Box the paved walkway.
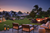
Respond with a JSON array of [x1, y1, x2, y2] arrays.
[[0, 28, 39, 33], [0, 25, 50, 33], [0, 26, 39, 33]]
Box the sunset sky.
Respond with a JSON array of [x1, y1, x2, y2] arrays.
[[0, 0, 50, 12]]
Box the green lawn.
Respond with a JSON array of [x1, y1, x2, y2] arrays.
[[0, 18, 42, 31]]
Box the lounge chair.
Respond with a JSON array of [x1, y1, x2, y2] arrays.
[[12, 23, 22, 33], [22, 24, 34, 33]]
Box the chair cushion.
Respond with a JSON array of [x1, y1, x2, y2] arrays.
[[41, 24, 48, 27], [45, 22, 49, 26], [22, 27, 34, 32], [13, 26, 22, 29], [40, 25, 48, 29], [13, 26, 18, 29], [30, 27, 34, 31]]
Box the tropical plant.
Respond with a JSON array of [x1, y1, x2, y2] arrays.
[[29, 10, 36, 18], [34, 5, 39, 10]]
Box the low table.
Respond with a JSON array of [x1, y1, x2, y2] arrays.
[[39, 27, 46, 33], [45, 29, 50, 33]]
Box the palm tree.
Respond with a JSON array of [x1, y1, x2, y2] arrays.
[[47, 7, 50, 16], [38, 7, 42, 12], [34, 5, 39, 11]]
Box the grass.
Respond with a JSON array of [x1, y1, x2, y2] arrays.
[[0, 18, 42, 31]]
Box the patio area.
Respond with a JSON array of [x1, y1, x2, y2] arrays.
[[0, 25, 50, 33], [0, 26, 39, 33], [0, 18, 50, 33]]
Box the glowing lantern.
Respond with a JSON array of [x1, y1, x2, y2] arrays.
[[0, 18, 2, 23], [7, 25, 9, 31], [4, 24, 6, 31], [4, 27, 6, 31]]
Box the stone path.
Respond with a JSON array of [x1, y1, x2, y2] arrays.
[[0, 28, 38, 33]]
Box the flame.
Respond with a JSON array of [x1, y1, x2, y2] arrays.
[[37, 20, 40, 22]]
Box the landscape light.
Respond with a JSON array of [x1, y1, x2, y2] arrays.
[[0, 18, 2, 23], [4, 24, 6, 31], [7, 25, 9, 31]]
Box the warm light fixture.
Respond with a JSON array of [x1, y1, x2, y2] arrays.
[[4, 24, 6, 31], [0, 18, 2, 23], [4, 27, 6, 31], [7, 25, 9, 31]]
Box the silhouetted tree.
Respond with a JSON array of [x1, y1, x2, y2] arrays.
[[37, 7, 42, 15], [48, 7, 50, 10], [39, 11, 49, 17], [3, 11, 5, 14], [34, 5, 39, 10], [34, 5, 39, 13], [11, 11, 14, 14], [47, 7, 50, 16], [5, 12, 10, 19], [30, 10, 36, 18], [27, 12, 29, 14], [18, 11, 22, 14], [13, 12, 16, 16], [38, 7, 42, 11]]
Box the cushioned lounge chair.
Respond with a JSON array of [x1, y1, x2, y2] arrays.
[[22, 24, 34, 33], [12, 23, 22, 33]]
